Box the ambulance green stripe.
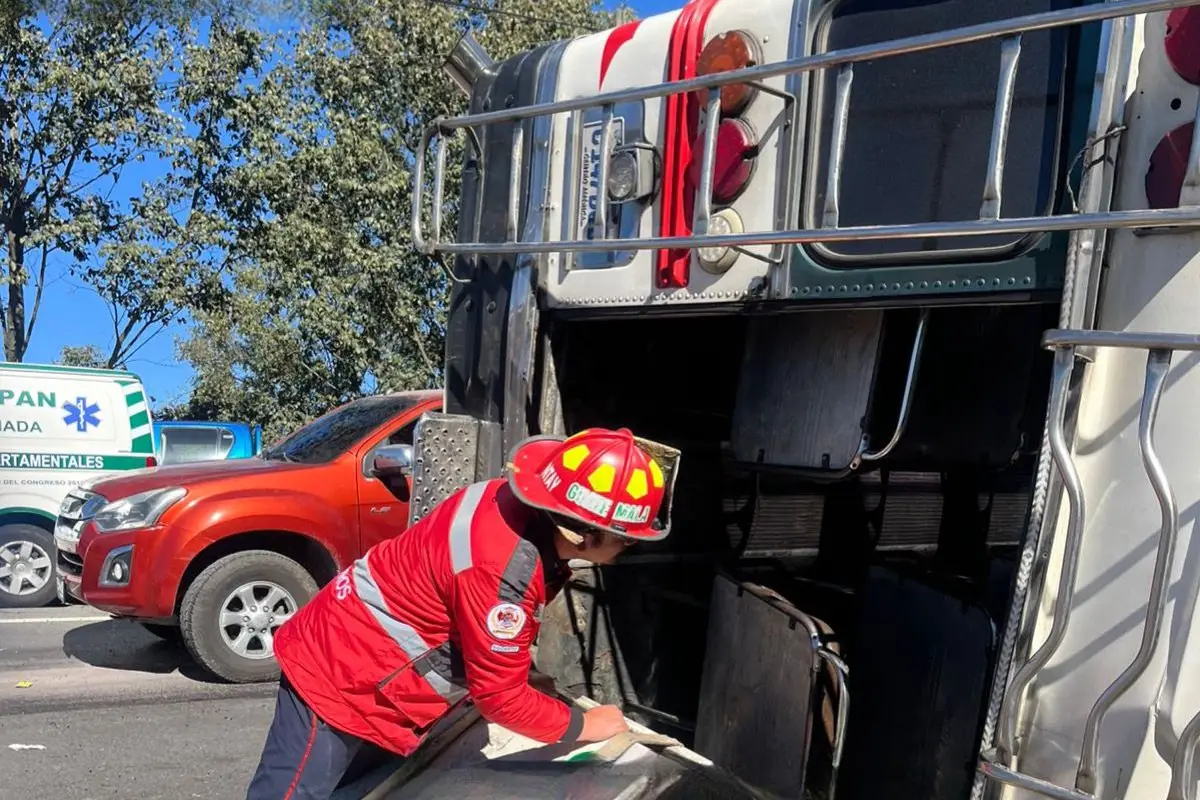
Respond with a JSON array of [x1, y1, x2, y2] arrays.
[[0, 452, 150, 471], [0, 362, 140, 380], [0, 507, 56, 523]]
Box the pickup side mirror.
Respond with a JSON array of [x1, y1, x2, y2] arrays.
[[372, 444, 414, 478]]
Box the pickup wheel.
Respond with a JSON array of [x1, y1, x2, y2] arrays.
[[179, 550, 318, 683], [0, 524, 57, 609]]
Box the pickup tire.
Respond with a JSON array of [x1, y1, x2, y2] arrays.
[[0, 524, 57, 609], [179, 550, 318, 684]]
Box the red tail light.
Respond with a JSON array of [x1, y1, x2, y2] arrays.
[[657, 18, 758, 290], [145, 456, 158, 468], [1166, 8, 1200, 86], [693, 30, 760, 117], [689, 118, 757, 204], [1145, 121, 1194, 209]]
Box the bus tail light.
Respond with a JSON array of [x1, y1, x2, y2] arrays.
[[689, 118, 758, 205], [687, 30, 761, 277], [1166, 8, 1200, 86], [693, 30, 761, 117], [1146, 121, 1195, 209], [697, 208, 745, 274]]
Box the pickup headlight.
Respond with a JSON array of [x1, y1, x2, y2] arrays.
[[93, 487, 187, 533]]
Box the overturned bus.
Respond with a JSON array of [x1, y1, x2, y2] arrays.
[[380, 1, 1200, 798]]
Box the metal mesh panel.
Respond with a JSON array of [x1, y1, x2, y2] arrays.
[[408, 412, 484, 526]]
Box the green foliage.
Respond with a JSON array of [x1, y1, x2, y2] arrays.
[[11, 0, 624, 439], [56, 343, 107, 367], [179, 0, 621, 440], [0, 2, 256, 367]]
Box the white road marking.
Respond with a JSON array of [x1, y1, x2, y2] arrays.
[[0, 615, 111, 625]]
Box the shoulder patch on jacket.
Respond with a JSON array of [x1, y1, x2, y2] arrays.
[[486, 602, 527, 640]]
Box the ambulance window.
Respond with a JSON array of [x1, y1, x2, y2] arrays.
[[804, 0, 1076, 263], [160, 427, 236, 465]]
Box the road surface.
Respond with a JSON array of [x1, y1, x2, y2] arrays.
[[0, 605, 278, 799]]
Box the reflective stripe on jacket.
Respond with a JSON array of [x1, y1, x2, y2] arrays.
[[273, 478, 583, 755]]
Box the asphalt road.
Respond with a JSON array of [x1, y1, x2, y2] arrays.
[[0, 605, 278, 800]]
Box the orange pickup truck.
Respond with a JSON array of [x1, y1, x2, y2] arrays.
[[54, 390, 440, 682]]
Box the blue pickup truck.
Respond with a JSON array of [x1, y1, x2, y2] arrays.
[[152, 420, 262, 465]]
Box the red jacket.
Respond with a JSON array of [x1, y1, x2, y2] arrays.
[[274, 479, 583, 755]]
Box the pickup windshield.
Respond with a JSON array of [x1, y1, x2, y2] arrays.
[[261, 394, 423, 465]]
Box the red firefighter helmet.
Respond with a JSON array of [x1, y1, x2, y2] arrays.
[[507, 428, 670, 541]]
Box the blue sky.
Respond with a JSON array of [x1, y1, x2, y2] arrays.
[[22, 0, 675, 410]]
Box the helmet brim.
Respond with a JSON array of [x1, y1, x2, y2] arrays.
[[507, 437, 566, 513]]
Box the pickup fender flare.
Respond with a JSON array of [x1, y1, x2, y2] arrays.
[[151, 489, 357, 611]]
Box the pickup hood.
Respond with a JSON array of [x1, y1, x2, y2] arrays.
[[81, 457, 316, 500]]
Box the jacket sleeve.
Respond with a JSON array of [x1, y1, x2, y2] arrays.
[[452, 561, 585, 744]]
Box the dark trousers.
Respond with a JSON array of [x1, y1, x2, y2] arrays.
[[246, 676, 401, 800]]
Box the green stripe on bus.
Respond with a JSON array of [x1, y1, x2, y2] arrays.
[[129, 410, 150, 429], [0, 452, 150, 471], [131, 434, 154, 454], [125, 390, 145, 406]]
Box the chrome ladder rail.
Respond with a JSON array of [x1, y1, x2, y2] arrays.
[[410, 0, 1200, 264], [978, 330, 1200, 800]]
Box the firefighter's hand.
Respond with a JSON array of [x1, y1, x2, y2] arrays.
[[529, 670, 557, 697], [578, 705, 630, 743]]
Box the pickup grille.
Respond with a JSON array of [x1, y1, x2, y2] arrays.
[[57, 549, 83, 578], [54, 488, 105, 578]]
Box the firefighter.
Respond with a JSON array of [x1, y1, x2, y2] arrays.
[[246, 427, 675, 799]]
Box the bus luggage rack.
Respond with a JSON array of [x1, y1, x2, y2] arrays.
[[977, 329, 1200, 800], [411, 0, 1200, 263]]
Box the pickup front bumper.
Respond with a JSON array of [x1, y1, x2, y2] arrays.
[[54, 520, 171, 618]]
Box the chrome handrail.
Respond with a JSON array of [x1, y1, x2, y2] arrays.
[[414, 208, 1200, 258], [410, 0, 1200, 260], [425, 0, 1193, 132], [980, 328, 1200, 800]]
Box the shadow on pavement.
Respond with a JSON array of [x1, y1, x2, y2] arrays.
[[61, 619, 225, 683]]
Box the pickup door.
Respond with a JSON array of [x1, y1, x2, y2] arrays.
[[356, 413, 422, 552]]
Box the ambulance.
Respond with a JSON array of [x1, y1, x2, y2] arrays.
[[0, 363, 156, 608]]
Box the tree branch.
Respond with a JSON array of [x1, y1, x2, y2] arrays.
[[412, 325, 436, 375], [113, 314, 172, 367], [22, 236, 49, 344], [68, 151, 147, 196]]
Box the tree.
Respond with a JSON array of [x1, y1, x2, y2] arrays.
[[56, 343, 106, 367], [179, 0, 621, 439], [0, 2, 257, 366]]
